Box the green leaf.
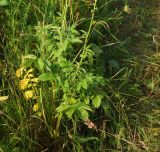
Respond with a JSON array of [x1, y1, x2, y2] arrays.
[[56, 102, 92, 120], [66, 109, 75, 119], [79, 109, 89, 120], [101, 102, 110, 113], [81, 80, 87, 89], [77, 103, 92, 120], [38, 58, 45, 71], [22, 59, 35, 67], [92, 95, 102, 108], [84, 97, 90, 105], [108, 59, 119, 70], [91, 44, 102, 56], [56, 103, 69, 114], [73, 135, 99, 143], [71, 37, 83, 44], [70, 98, 77, 104], [77, 82, 82, 91], [147, 81, 155, 90], [0, 0, 9, 6], [38, 73, 55, 81], [23, 54, 37, 60], [80, 103, 92, 112]]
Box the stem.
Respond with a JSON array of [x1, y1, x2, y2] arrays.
[[72, 0, 97, 65], [52, 81, 56, 112], [80, 0, 97, 65], [39, 88, 53, 137]]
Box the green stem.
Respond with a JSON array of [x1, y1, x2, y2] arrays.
[[79, 0, 97, 65], [39, 88, 54, 137]]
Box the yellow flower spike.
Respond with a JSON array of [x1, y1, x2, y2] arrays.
[[24, 68, 34, 79], [32, 83, 37, 87], [27, 74, 34, 78], [27, 68, 34, 73], [31, 78, 39, 83], [33, 103, 39, 112], [33, 96, 39, 100], [124, 5, 132, 14], [27, 84, 33, 88], [16, 68, 23, 77], [19, 79, 30, 90], [0, 96, 8, 101], [24, 90, 34, 100]]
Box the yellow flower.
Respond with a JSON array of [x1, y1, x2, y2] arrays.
[[27, 68, 34, 73], [27, 84, 33, 88], [24, 68, 34, 79], [16, 68, 23, 77], [0, 96, 8, 101], [24, 90, 34, 100], [19, 79, 30, 90], [33, 103, 39, 112], [124, 5, 132, 14], [31, 78, 39, 83], [32, 83, 37, 87], [32, 96, 39, 100], [27, 74, 34, 78]]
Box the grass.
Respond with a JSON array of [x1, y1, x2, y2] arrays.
[[0, 0, 160, 151]]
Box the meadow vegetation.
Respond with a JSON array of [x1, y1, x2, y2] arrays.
[[0, 0, 160, 151]]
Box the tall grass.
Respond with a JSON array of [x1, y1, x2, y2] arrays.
[[0, 0, 160, 151]]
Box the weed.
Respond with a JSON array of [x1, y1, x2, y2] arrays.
[[0, 0, 160, 151]]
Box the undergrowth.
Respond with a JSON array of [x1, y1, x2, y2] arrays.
[[0, 0, 160, 152]]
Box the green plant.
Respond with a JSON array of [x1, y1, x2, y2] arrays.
[[1, 0, 160, 151], [16, 16, 106, 133], [1, 0, 109, 151], [0, 0, 8, 6]]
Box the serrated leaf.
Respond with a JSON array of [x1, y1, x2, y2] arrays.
[[38, 73, 55, 81], [81, 103, 92, 112], [70, 98, 77, 104], [56, 103, 69, 114], [79, 109, 89, 120], [92, 95, 102, 108], [66, 109, 74, 119], [56, 102, 92, 120], [84, 97, 90, 105]]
